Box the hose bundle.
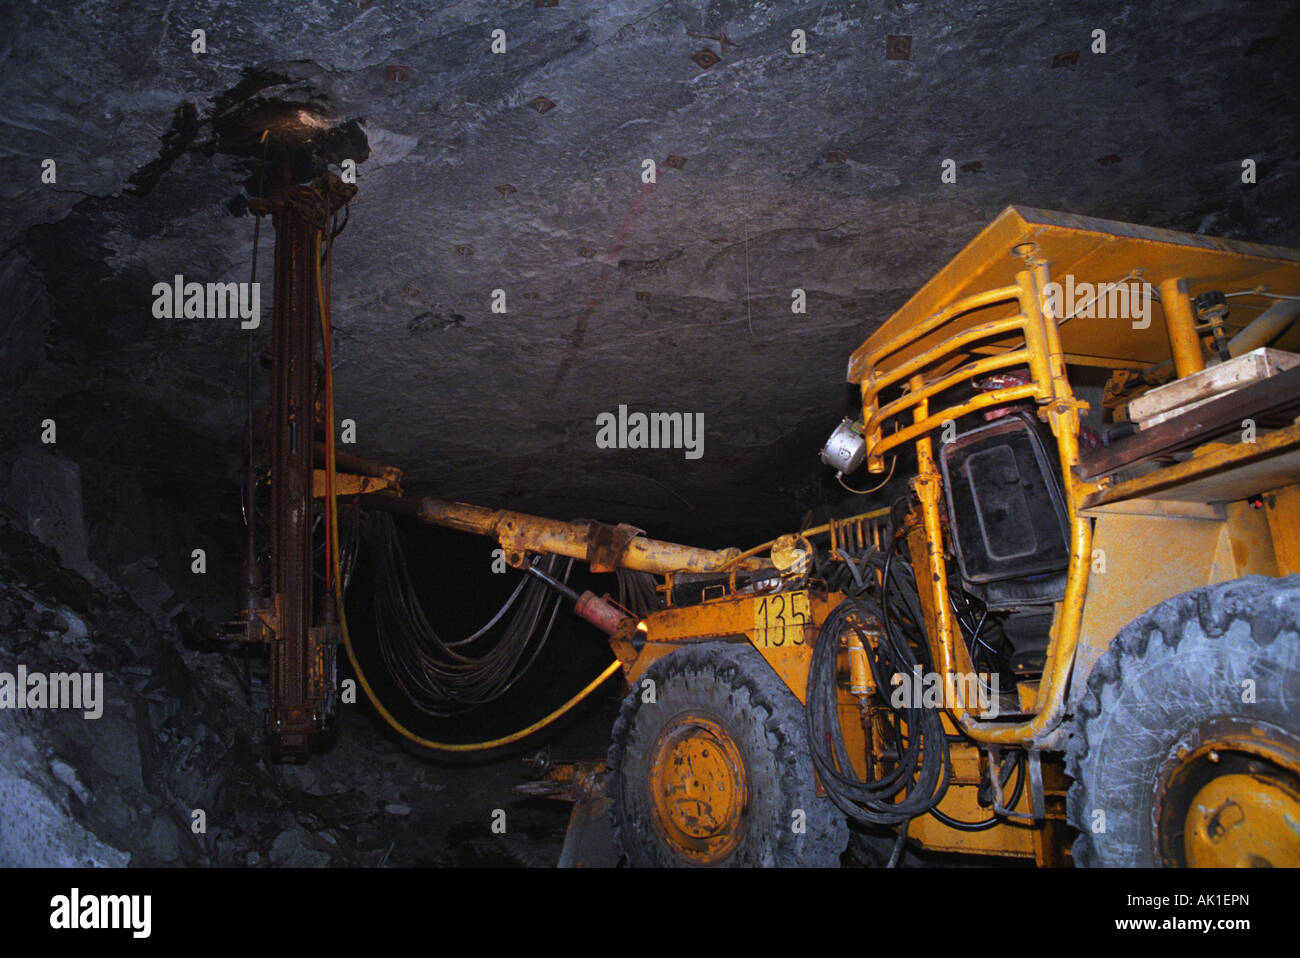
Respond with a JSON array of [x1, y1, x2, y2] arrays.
[[807, 594, 952, 827], [363, 510, 574, 717], [808, 531, 1027, 836], [615, 567, 659, 617]]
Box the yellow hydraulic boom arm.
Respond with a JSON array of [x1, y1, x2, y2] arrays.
[[360, 493, 765, 576]]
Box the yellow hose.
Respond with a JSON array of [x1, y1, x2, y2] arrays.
[[313, 231, 620, 752]]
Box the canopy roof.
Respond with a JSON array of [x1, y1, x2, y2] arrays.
[[848, 206, 1300, 382]]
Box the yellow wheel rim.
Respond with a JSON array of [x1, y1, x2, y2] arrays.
[[649, 713, 748, 865], [1157, 718, 1300, 868], [1183, 771, 1300, 868]]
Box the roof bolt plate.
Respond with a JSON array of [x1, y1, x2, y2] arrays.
[[886, 35, 911, 60], [692, 48, 721, 69]]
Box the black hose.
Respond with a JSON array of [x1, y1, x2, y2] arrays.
[[927, 751, 1026, 831], [810, 529, 1025, 839], [615, 567, 659, 616], [887, 819, 909, 868], [362, 510, 576, 717], [806, 597, 951, 827]]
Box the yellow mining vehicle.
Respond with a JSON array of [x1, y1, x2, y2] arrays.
[[243, 187, 1300, 867], [801, 205, 1300, 868], [396, 208, 1300, 867]]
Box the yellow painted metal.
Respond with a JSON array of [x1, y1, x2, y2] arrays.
[[1072, 501, 1280, 705], [1079, 498, 1224, 520], [826, 510, 891, 559], [849, 207, 1300, 750], [752, 591, 812, 649], [769, 535, 813, 575], [630, 590, 845, 703], [1158, 720, 1300, 867], [848, 206, 1300, 381], [1080, 423, 1300, 509], [858, 283, 1024, 383], [896, 734, 1071, 861], [892, 271, 1095, 744], [1264, 484, 1300, 575], [844, 629, 872, 696], [412, 496, 754, 575], [908, 392, 977, 685], [1158, 277, 1207, 379], [1182, 772, 1300, 868], [866, 380, 1040, 467], [649, 713, 748, 865], [867, 308, 1027, 395], [311, 469, 395, 498], [721, 507, 890, 571], [907, 783, 1038, 858]]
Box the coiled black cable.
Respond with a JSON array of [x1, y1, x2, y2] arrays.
[[808, 529, 1025, 837], [807, 597, 951, 827]]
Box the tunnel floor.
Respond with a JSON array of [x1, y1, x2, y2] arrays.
[[283, 692, 618, 869]]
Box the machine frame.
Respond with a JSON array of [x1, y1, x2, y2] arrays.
[[240, 194, 1300, 866]]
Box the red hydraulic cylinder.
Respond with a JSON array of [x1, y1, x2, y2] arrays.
[[573, 591, 628, 636]]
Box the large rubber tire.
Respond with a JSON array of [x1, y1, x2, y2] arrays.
[[1066, 575, 1300, 867], [608, 642, 848, 867]]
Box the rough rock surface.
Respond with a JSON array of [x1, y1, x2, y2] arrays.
[[0, 0, 1297, 870], [2, 0, 1297, 546], [0, 498, 583, 867]]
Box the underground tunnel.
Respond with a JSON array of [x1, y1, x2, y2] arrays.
[[1, 0, 1299, 890]]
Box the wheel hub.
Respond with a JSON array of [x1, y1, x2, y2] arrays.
[[1182, 772, 1300, 867], [649, 713, 748, 865], [1157, 717, 1300, 868]]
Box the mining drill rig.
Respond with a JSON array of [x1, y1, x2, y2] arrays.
[[234, 179, 1300, 867]]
